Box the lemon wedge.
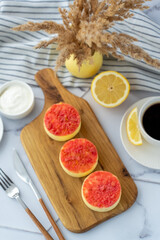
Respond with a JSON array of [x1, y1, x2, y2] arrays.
[[127, 107, 142, 145], [91, 71, 130, 108]]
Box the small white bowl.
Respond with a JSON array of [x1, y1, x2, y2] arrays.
[[138, 96, 160, 146], [0, 80, 35, 120]]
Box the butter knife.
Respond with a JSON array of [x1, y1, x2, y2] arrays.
[[13, 149, 65, 240]]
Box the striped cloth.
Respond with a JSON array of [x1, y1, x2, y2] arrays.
[[0, 0, 160, 92]]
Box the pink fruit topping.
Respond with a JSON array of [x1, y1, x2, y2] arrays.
[[82, 171, 121, 208], [44, 103, 80, 136], [60, 138, 98, 173]]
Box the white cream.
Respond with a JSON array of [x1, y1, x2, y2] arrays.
[[0, 84, 32, 115]]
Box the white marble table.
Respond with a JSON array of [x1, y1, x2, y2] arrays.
[[0, 1, 160, 239]]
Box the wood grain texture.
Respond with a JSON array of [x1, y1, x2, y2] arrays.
[[21, 68, 138, 233]]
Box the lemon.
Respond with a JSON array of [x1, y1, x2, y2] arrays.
[[65, 52, 103, 78], [91, 71, 130, 108], [127, 107, 142, 145]]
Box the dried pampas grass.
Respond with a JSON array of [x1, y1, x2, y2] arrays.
[[13, 0, 160, 71]]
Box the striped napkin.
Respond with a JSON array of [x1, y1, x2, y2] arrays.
[[0, 0, 160, 92]]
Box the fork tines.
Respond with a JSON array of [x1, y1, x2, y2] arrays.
[[0, 168, 13, 190]]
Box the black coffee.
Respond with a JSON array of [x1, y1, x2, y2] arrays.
[[143, 103, 160, 140]]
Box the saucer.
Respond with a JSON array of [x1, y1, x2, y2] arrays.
[[120, 97, 160, 169], [0, 117, 4, 142]]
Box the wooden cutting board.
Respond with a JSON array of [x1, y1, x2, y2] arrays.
[[21, 68, 137, 233]]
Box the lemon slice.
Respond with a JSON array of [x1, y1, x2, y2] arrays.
[[91, 71, 130, 108], [127, 107, 142, 145]]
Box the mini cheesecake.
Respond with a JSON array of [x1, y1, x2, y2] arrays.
[[59, 138, 98, 177], [82, 171, 121, 212], [44, 102, 81, 141]]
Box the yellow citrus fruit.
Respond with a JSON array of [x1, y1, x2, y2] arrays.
[[65, 52, 103, 78], [91, 71, 130, 108], [127, 107, 142, 145]]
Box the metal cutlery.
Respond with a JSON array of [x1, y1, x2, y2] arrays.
[[13, 149, 65, 240], [0, 168, 53, 240]]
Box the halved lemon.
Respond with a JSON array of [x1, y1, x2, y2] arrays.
[[127, 107, 142, 145], [91, 71, 130, 108]]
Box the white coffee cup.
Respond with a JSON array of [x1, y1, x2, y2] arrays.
[[138, 96, 160, 146]]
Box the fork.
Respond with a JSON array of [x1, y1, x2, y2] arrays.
[[0, 168, 53, 240]]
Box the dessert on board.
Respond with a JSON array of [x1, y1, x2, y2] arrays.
[[59, 138, 98, 177], [82, 171, 121, 212], [44, 102, 81, 141]]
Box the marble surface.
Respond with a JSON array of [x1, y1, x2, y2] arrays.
[[0, 1, 160, 240]]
